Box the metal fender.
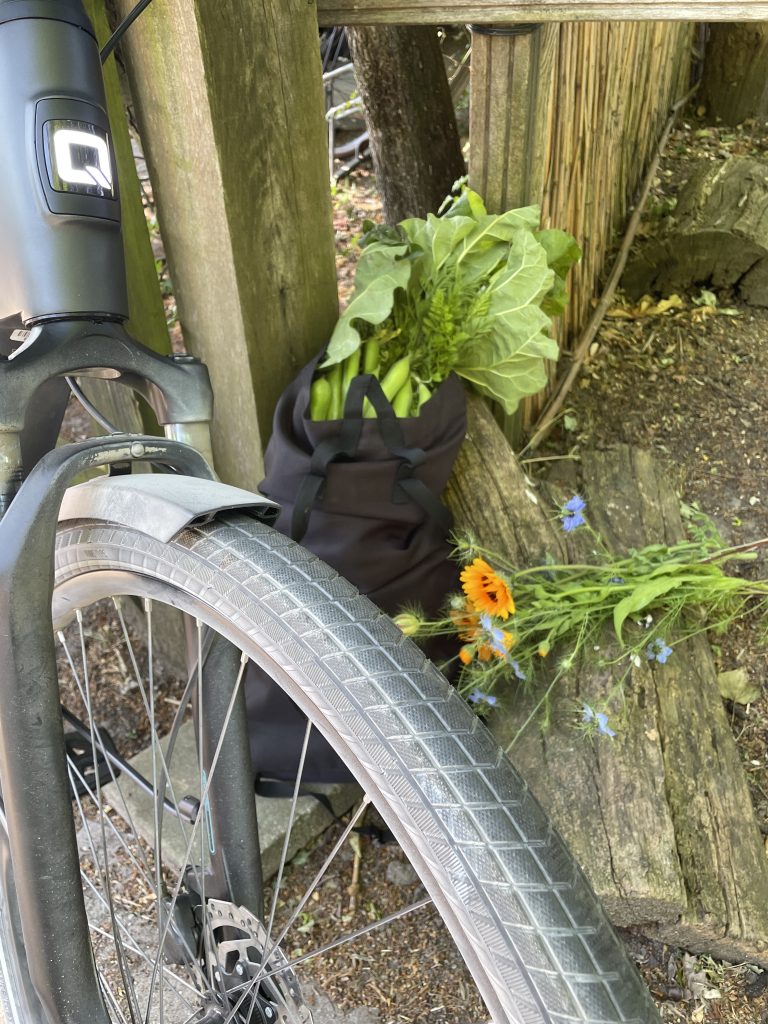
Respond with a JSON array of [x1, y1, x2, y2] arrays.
[[58, 473, 279, 543]]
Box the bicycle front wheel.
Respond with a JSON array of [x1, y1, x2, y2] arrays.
[[44, 512, 659, 1024]]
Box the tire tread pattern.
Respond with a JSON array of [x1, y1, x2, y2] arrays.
[[55, 514, 660, 1024]]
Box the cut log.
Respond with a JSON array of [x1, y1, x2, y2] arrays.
[[444, 392, 566, 565], [445, 415, 768, 964], [622, 156, 768, 305]]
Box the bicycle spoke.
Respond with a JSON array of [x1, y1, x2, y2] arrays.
[[246, 896, 433, 985], [264, 718, 312, 950], [76, 609, 141, 1024]]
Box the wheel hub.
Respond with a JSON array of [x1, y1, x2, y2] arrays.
[[204, 899, 312, 1024]]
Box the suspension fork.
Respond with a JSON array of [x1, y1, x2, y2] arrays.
[[0, 437, 263, 1024], [0, 319, 218, 515]]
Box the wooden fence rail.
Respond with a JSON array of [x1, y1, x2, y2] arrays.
[[317, 1, 768, 24]]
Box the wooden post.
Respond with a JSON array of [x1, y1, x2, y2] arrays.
[[468, 23, 557, 213], [83, 0, 172, 434], [113, 0, 338, 487], [468, 24, 557, 443]]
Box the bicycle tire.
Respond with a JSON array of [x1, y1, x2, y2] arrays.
[[0, 512, 660, 1023]]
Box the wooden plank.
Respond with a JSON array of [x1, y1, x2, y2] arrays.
[[469, 25, 557, 211], [115, 0, 338, 488], [317, 2, 768, 24], [468, 24, 557, 443]]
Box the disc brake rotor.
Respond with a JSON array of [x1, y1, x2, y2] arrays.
[[205, 899, 312, 1024]]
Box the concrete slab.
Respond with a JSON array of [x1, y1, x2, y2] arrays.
[[103, 721, 361, 880]]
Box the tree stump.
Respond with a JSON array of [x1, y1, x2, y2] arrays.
[[446, 408, 768, 965], [622, 156, 768, 306]]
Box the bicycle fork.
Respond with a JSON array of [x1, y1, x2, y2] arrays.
[[0, 436, 268, 1024]]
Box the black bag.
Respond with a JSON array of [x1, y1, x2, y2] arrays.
[[245, 359, 466, 784]]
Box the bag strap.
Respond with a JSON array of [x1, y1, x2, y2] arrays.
[[290, 372, 452, 541]]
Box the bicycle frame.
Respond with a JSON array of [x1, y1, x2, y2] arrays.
[[0, 3, 271, 1020]]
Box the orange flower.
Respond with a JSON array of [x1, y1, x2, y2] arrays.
[[459, 559, 515, 620], [459, 645, 474, 665], [477, 645, 493, 662], [450, 601, 480, 641], [493, 631, 516, 657]]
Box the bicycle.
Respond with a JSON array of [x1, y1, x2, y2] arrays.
[[0, 2, 661, 1022]]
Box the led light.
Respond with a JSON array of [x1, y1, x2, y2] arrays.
[[51, 128, 113, 193]]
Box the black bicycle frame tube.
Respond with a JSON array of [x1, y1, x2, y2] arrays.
[[0, 0, 127, 325]]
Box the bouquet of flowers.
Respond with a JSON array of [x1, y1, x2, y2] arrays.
[[397, 495, 768, 737]]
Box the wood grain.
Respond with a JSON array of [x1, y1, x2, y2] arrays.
[[115, 0, 339, 488], [317, 2, 768, 24], [447, 424, 768, 962]]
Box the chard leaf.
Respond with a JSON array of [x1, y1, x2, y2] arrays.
[[541, 275, 569, 318], [454, 307, 557, 414], [535, 229, 581, 316], [486, 231, 555, 317], [320, 247, 412, 367], [452, 231, 558, 412], [451, 207, 543, 284], [399, 217, 433, 253], [428, 214, 481, 270], [442, 187, 487, 220], [535, 229, 582, 279]]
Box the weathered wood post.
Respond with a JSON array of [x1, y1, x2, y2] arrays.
[[113, 0, 338, 487], [468, 23, 558, 212]]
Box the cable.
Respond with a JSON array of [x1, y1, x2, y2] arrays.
[[100, 0, 156, 65], [65, 377, 121, 434]]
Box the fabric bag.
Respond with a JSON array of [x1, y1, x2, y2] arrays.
[[245, 357, 466, 784]]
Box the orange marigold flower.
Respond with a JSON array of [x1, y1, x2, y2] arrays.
[[459, 645, 474, 666], [477, 645, 493, 662], [493, 631, 516, 658], [459, 559, 515, 620], [450, 602, 480, 641]]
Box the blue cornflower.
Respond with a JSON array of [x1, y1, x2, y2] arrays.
[[646, 638, 673, 664], [564, 495, 586, 514], [468, 689, 498, 706], [608, 576, 625, 585], [561, 495, 587, 533], [480, 613, 509, 657], [510, 660, 527, 681], [581, 703, 616, 739]]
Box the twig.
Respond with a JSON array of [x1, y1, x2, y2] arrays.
[[523, 85, 699, 454]]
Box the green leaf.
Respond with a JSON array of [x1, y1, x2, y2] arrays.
[[428, 214, 479, 270], [455, 309, 558, 413], [399, 217, 433, 253], [442, 186, 487, 220], [534, 229, 582, 279], [452, 232, 558, 412], [321, 247, 412, 367], [487, 231, 556, 315], [612, 578, 686, 642], [452, 208, 544, 285], [535, 229, 581, 317]]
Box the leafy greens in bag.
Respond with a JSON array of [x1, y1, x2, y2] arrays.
[[314, 187, 580, 418]]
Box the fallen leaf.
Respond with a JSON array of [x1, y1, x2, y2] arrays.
[[718, 668, 760, 705]]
